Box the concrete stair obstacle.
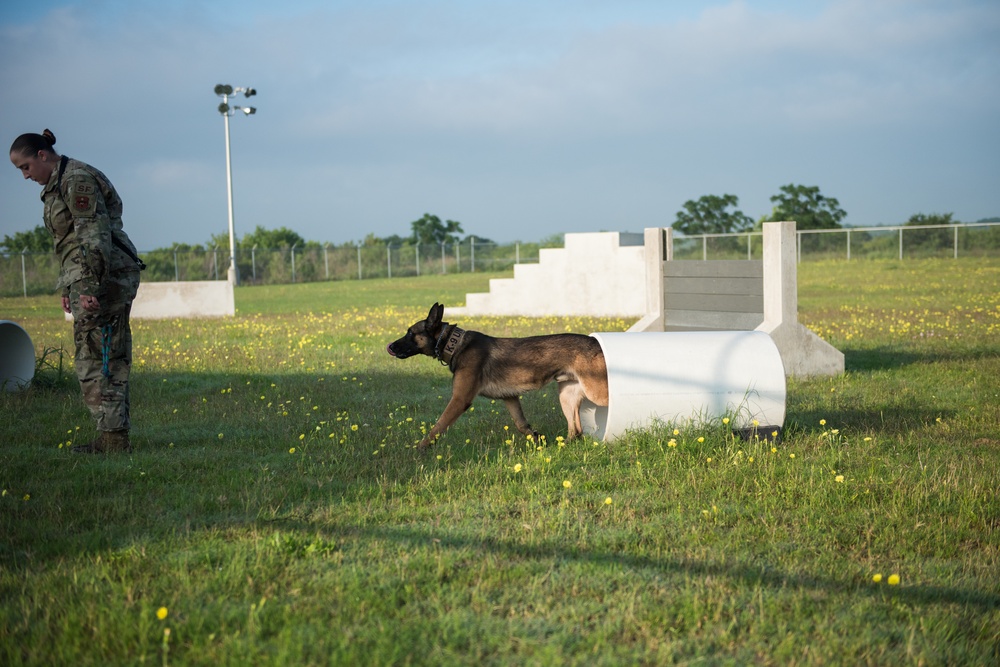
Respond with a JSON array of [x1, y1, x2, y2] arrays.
[[447, 232, 647, 318]]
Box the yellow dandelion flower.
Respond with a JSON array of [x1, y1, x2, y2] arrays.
[[888, 574, 900, 586], [604, 497, 612, 505], [667, 439, 677, 447], [697, 437, 704, 443], [819, 419, 827, 426], [563, 480, 572, 489], [872, 573, 882, 583], [789, 453, 795, 459], [156, 607, 168, 620], [289, 447, 296, 454], [835, 475, 845, 483], [722, 417, 730, 425], [513, 463, 522, 473]]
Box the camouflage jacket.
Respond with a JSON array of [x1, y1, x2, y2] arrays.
[[41, 156, 142, 297]]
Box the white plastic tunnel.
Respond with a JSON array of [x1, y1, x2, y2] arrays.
[[1, 320, 35, 392], [579, 331, 786, 441]]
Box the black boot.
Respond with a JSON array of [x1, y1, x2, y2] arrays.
[[72, 430, 132, 454]]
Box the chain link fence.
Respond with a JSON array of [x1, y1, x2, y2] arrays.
[[0, 239, 546, 297], [674, 222, 1000, 261], [2, 224, 998, 297]]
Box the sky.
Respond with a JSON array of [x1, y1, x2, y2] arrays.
[[2, 0, 998, 251]]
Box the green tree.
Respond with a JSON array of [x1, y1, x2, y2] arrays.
[[764, 184, 846, 230], [240, 226, 309, 249], [672, 194, 753, 235], [410, 214, 463, 245], [905, 213, 955, 227], [903, 212, 957, 252], [1, 225, 52, 253]]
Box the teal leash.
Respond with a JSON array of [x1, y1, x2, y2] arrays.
[[101, 323, 113, 378]]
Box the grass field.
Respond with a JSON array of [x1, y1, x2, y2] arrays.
[[1, 259, 999, 666]]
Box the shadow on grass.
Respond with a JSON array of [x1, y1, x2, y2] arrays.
[[301, 521, 1000, 612], [785, 407, 959, 437], [843, 344, 1000, 373]]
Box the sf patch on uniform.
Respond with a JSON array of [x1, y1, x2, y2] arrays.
[[72, 182, 97, 215]]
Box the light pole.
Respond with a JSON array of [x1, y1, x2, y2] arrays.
[[214, 83, 257, 285]]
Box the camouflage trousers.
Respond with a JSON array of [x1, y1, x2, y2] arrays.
[[68, 270, 140, 432]]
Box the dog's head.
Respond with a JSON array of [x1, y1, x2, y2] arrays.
[[387, 302, 446, 359]]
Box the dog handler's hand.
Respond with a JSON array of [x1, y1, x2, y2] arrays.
[[79, 295, 100, 312], [61, 296, 71, 314]]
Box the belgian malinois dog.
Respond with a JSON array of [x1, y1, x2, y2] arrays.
[[387, 303, 609, 449]]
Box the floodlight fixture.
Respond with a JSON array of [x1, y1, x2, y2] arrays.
[[213, 83, 258, 285]]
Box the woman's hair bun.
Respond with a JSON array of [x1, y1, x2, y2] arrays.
[[41, 129, 56, 146]]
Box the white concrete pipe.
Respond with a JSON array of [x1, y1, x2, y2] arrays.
[[0, 320, 36, 392], [580, 331, 786, 441]]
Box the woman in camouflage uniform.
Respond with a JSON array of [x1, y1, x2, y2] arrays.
[[10, 129, 143, 454]]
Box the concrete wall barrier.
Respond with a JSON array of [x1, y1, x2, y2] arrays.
[[64, 280, 235, 321], [631, 222, 844, 377]]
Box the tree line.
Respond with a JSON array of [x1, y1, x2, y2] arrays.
[[3, 184, 995, 254]]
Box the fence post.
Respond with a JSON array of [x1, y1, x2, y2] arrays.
[[416, 244, 420, 277], [324, 244, 329, 279], [387, 245, 392, 279], [954, 226, 959, 259], [899, 228, 903, 260], [291, 242, 298, 282], [746, 233, 751, 260], [213, 247, 219, 280], [456, 242, 461, 272], [516, 242, 520, 264], [847, 229, 851, 261], [702, 236, 707, 261], [441, 243, 446, 274], [357, 244, 362, 280], [470, 236, 476, 272], [252, 245, 257, 283], [21, 248, 28, 298]]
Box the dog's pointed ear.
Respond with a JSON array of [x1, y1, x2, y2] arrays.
[[427, 303, 445, 327]]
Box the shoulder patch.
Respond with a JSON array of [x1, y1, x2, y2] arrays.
[[68, 181, 98, 216]]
